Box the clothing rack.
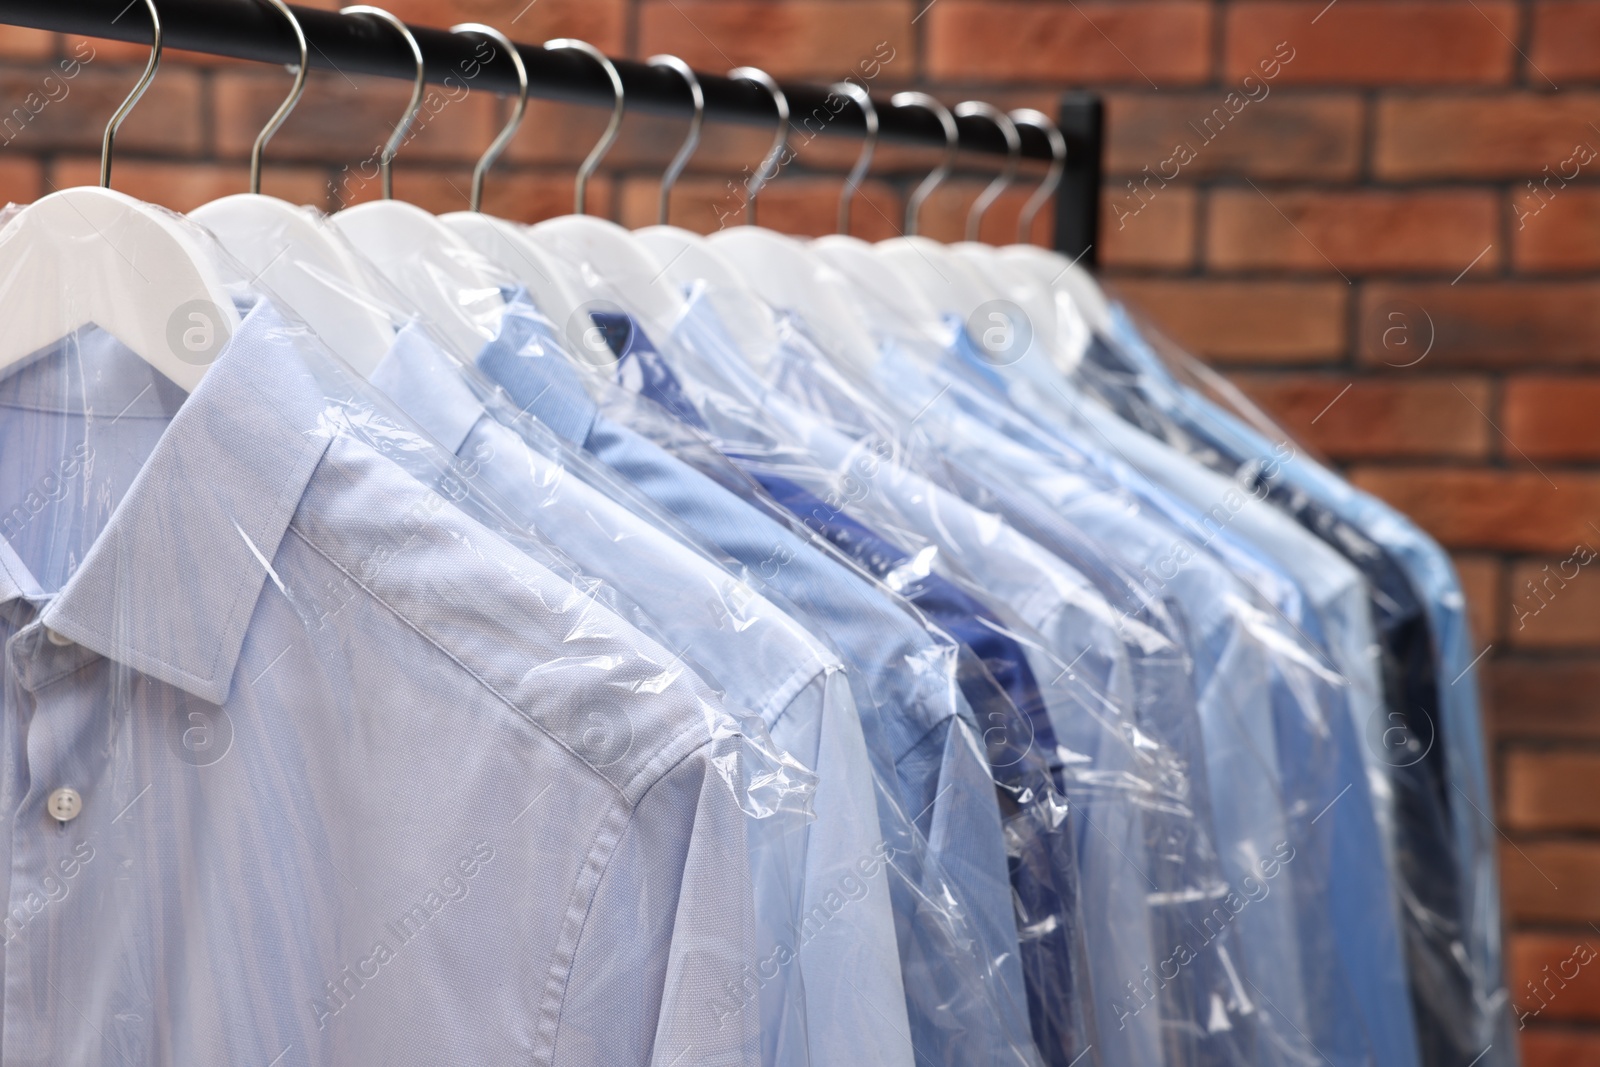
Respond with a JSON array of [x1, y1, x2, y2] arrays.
[[0, 0, 1103, 264]]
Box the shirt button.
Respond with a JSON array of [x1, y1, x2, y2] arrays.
[[47, 788, 82, 822], [44, 627, 73, 647]]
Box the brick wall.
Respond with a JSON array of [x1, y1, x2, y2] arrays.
[[0, 1, 1595, 1061]]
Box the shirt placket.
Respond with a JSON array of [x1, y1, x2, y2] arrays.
[[2, 613, 108, 1065]]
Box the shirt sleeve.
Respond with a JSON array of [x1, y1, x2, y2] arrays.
[[553, 735, 761, 1067]]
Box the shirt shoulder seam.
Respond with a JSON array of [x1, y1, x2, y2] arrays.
[[286, 522, 636, 802]]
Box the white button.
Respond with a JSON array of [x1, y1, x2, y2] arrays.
[[44, 627, 72, 647], [47, 788, 82, 822]]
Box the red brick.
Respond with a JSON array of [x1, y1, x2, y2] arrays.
[[0, 156, 41, 206], [501, 98, 808, 176], [1454, 553, 1502, 645], [0, 64, 203, 156], [0, 25, 53, 59], [1511, 932, 1600, 1023], [1507, 751, 1600, 829], [1226, 1, 1517, 87], [1101, 185, 1197, 271], [59, 38, 156, 67], [213, 69, 498, 165], [1106, 92, 1363, 182], [1376, 92, 1600, 181], [618, 173, 903, 240], [1358, 283, 1600, 369], [1508, 553, 1600, 649], [1514, 189, 1600, 275], [1502, 842, 1600, 924], [475, 171, 593, 226], [1349, 469, 1600, 553], [1109, 279, 1347, 365], [1504, 378, 1600, 461], [927, 1, 1212, 86], [1530, 1, 1600, 82], [1489, 658, 1600, 742], [1207, 188, 1500, 275], [1522, 1031, 1600, 1067], [50, 158, 329, 214], [1229, 375, 1493, 460], [640, 1, 912, 82]]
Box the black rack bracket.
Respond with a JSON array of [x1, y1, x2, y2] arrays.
[[1054, 92, 1103, 267]]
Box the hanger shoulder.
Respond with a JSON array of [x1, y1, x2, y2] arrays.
[[0, 187, 240, 393], [193, 194, 395, 375], [526, 216, 687, 338], [636, 225, 782, 360], [331, 200, 506, 358], [710, 227, 883, 371], [440, 212, 584, 327]]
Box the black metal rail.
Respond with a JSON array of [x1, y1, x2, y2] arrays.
[[0, 0, 1102, 261]]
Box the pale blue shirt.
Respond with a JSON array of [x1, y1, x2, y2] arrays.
[[367, 323, 911, 1067], [0, 301, 795, 1067]]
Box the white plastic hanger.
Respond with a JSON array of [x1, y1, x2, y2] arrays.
[[524, 39, 687, 341], [191, 0, 394, 375], [324, 6, 507, 357], [0, 0, 240, 393], [704, 68, 883, 372], [435, 25, 585, 326]]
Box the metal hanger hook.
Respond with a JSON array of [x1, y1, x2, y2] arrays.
[[452, 24, 527, 213], [830, 81, 877, 236], [727, 67, 788, 228], [954, 101, 1019, 243], [890, 92, 957, 237], [544, 39, 624, 217], [339, 6, 423, 200], [1009, 109, 1066, 246], [250, 0, 308, 195], [101, 0, 162, 189], [646, 55, 703, 226]]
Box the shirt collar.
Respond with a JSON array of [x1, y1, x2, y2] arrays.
[[371, 322, 485, 456], [36, 299, 337, 705], [473, 295, 599, 447]]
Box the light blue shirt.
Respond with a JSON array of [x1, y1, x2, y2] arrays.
[[367, 322, 911, 1067], [0, 301, 802, 1067]]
